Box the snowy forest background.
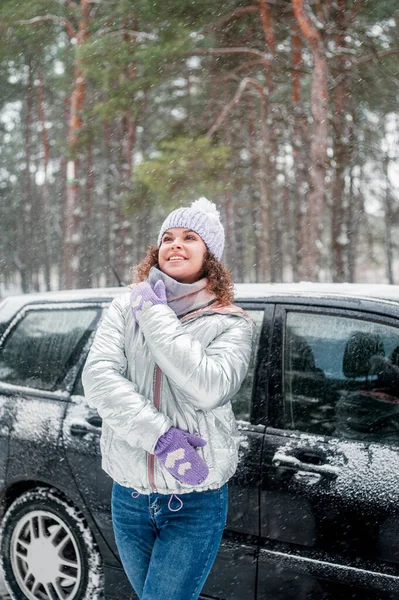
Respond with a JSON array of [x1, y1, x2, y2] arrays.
[[0, 0, 398, 293]]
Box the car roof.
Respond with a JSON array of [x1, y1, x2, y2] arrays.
[[1, 283, 399, 324], [235, 283, 399, 302]]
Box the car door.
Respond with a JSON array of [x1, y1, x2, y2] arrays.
[[62, 357, 120, 563], [0, 303, 102, 490], [257, 301, 399, 600], [60, 304, 122, 560], [203, 305, 268, 600], [0, 319, 11, 491], [0, 373, 10, 494]]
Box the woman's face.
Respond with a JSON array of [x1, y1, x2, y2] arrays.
[[158, 227, 207, 284]]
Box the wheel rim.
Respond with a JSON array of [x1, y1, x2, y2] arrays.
[[10, 509, 82, 600]]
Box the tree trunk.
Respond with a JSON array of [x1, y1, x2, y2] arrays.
[[234, 208, 246, 282], [347, 163, 361, 283], [258, 0, 275, 92], [383, 153, 394, 284], [60, 96, 69, 290], [62, 0, 92, 289], [222, 89, 237, 276], [291, 24, 306, 281], [357, 166, 375, 281], [79, 136, 94, 288], [21, 61, 34, 293], [31, 182, 41, 292], [331, 108, 347, 282], [258, 97, 272, 281], [331, 0, 350, 283], [293, 0, 328, 281], [281, 147, 291, 282], [248, 95, 261, 281], [270, 131, 282, 283], [224, 192, 235, 274], [102, 121, 113, 286], [116, 19, 138, 279], [115, 116, 133, 280], [37, 68, 52, 291], [305, 49, 328, 281], [347, 170, 355, 283], [258, 0, 275, 53]]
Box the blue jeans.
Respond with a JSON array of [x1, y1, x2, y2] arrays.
[[111, 482, 228, 600]]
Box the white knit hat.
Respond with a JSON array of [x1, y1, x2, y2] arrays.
[[157, 197, 225, 259]]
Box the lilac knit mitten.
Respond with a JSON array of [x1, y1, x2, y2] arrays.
[[155, 427, 209, 486], [130, 280, 167, 323]]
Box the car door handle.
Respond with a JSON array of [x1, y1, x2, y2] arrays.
[[272, 452, 340, 477], [69, 415, 102, 436], [87, 414, 102, 427]]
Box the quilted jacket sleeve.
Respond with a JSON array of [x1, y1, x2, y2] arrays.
[[139, 304, 254, 411], [82, 295, 172, 453]]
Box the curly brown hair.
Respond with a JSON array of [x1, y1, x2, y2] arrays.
[[130, 246, 234, 305]]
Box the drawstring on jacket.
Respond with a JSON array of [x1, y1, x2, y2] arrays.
[[131, 491, 184, 512]]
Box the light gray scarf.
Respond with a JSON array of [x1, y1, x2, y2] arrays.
[[148, 266, 216, 317]]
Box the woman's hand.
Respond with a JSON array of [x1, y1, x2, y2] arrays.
[[130, 280, 167, 323], [154, 427, 209, 486]]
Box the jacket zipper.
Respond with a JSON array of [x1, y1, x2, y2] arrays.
[[148, 307, 216, 490], [147, 303, 244, 491], [148, 365, 163, 492]]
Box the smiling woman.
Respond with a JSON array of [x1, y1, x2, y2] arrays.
[[132, 199, 235, 305], [158, 228, 207, 284], [82, 197, 255, 600]]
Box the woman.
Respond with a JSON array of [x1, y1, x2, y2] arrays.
[[82, 197, 254, 600]]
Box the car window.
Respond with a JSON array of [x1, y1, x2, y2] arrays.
[[283, 311, 399, 444], [72, 364, 85, 397], [231, 309, 264, 422], [71, 307, 109, 397], [0, 308, 100, 391]]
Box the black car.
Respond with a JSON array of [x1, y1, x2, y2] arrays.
[[1, 283, 399, 600]]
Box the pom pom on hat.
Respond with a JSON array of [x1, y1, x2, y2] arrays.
[[157, 197, 225, 259], [190, 197, 220, 219]]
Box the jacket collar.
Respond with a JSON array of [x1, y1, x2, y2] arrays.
[[180, 301, 248, 323]]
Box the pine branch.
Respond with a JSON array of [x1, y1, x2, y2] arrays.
[[202, 6, 259, 33], [357, 46, 399, 88], [258, 0, 276, 53], [292, 0, 321, 48], [347, 0, 363, 23], [16, 15, 77, 38], [189, 47, 270, 65], [358, 47, 399, 65], [205, 77, 267, 138], [96, 27, 140, 38], [220, 59, 265, 82], [196, 81, 220, 129]]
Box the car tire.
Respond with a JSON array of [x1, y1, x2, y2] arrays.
[[0, 487, 104, 600]]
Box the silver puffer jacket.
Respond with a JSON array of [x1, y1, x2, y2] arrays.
[[82, 291, 254, 495]]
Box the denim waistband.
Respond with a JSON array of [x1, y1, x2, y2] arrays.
[[131, 490, 184, 512]]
